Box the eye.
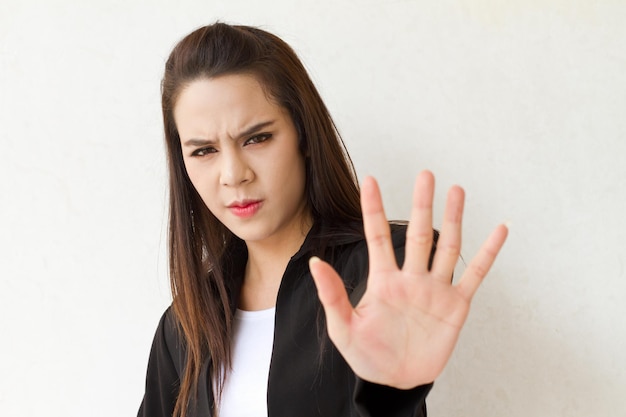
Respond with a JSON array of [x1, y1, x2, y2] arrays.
[[244, 133, 272, 146], [190, 146, 217, 157]]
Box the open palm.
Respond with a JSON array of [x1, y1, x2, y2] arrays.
[[309, 170, 508, 388]]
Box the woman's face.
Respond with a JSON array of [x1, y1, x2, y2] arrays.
[[174, 74, 310, 247]]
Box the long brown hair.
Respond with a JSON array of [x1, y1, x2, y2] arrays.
[[161, 22, 362, 416]]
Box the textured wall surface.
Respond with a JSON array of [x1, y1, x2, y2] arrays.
[[1, 1, 624, 416]]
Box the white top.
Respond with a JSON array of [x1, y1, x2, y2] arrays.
[[218, 307, 276, 417]]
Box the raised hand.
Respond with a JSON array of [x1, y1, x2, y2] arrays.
[[309, 170, 508, 388]]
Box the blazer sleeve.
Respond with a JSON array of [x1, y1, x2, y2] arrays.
[[138, 307, 182, 417], [353, 380, 432, 417]]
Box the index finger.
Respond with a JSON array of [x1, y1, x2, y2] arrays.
[[361, 176, 398, 273]]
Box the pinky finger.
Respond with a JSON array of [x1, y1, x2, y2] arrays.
[[457, 224, 509, 300]]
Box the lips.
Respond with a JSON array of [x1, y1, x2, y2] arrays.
[[227, 199, 263, 218]]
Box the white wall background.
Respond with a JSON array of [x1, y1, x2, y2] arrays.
[[1, 0, 624, 416]]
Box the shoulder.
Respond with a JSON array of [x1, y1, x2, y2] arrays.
[[139, 306, 185, 416], [339, 221, 408, 265], [154, 305, 178, 339], [332, 222, 439, 303], [151, 305, 187, 375], [327, 222, 407, 301], [386, 222, 439, 270], [389, 221, 409, 250]]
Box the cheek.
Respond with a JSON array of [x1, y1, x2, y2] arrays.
[[183, 162, 201, 191], [184, 162, 217, 201], [283, 156, 307, 199]]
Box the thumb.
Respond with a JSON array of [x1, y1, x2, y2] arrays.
[[309, 256, 353, 347]]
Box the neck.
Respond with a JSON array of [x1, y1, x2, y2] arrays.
[[239, 217, 312, 311], [245, 218, 312, 282]]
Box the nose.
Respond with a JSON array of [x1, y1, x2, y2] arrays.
[[219, 148, 253, 186]]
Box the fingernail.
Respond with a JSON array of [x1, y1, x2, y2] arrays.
[[309, 256, 321, 266], [504, 220, 512, 229]]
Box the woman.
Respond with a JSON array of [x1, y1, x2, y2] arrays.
[[139, 22, 508, 417]]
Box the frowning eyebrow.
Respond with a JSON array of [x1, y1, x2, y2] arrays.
[[182, 120, 276, 147]]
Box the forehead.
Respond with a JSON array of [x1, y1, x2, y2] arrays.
[[174, 74, 281, 130]]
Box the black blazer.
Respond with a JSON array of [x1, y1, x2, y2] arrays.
[[138, 223, 433, 416]]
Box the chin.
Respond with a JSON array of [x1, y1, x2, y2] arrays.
[[225, 224, 273, 243]]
